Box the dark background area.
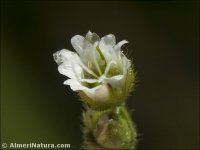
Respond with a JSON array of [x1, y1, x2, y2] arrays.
[[1, 1, 199, 149]]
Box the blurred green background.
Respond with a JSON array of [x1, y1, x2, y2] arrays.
[[1, 1, 199, 149]]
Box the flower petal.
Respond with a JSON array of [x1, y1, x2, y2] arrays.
[[53, 49, 72, 65], [115, 40, 128, 51], [71, 35, 92, 56], [64, 79, 87, 91], [85, 30, 100, 44], [104, 75, 124, 88], [114, 40, 128, 58], [53, 49, 82, 80], [85, 85, 110, 102], [81, 78, 99, 83], [99, 34, 117, 62], [122, 56, 131, 74], [71, 34, 101, 76], [100, 34, 116, 47], [64, 79, 109, 102]]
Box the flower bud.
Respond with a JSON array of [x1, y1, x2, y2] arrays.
[[92, 106, 137, 149]]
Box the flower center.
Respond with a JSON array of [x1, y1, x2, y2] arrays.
[[81, 45, 122, 88]]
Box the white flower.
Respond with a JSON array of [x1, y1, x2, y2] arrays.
[[53, 31, 134, 110]]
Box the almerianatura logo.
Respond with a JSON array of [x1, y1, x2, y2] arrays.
[[53, 31, 137, 149]]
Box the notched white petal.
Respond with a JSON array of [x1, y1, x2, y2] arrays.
[[81, 79, 98, 83], [99, 34, 117, 62], [53, 49, 73, 65], [86, 30, 100, 44], [58, 61, 82, 80], [64, 79, 87, 91], [53, 49, 82, 80], [71, 35, 85, 56], [122, 56, 131, 74], [114, 40, 128, 53], [100, 34, 116, 47], [71, 35, 93, 56], [85, 85, 109, 101], [104, 75, 124, 88], [65, 79, 110, 102]]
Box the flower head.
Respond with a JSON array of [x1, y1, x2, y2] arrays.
[[53, 31, 134, 110]]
